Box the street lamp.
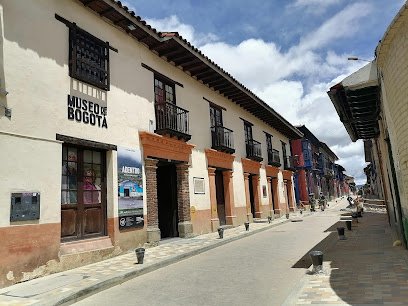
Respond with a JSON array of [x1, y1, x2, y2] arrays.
[[347, 57, 372, 62]]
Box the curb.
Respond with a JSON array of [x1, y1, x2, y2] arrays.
[[57, 217, 305, 305]]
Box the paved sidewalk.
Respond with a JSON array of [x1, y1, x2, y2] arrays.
[[0, 210, 309, 306], [286, 206, 408, 305]]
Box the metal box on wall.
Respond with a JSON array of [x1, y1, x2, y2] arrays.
[[10, 192, 40, 221]]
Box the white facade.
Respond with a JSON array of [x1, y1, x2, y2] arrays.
[[0, 0, 299, 287]]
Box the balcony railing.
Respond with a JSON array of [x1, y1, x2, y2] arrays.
[[246, 139, 263, 162], [267, 149, 281, 167], [211, 126, 235, 154], [155, 102, 191, 141], [284, 156, 296, 171], [324, 168, 334, 177]]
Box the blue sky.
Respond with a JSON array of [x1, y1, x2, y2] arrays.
[[124, 0, 404, 184]]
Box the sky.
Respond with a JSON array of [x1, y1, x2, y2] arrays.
[[123, 0, 404, 185]]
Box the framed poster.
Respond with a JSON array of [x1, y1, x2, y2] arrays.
[[117, 146, 144, 229]]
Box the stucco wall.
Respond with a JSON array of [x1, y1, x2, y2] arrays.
[[377, 15, 408, 220], [0, 0, 294, 238]]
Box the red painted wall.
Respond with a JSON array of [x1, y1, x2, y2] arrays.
[[291, 139, 304, 167]]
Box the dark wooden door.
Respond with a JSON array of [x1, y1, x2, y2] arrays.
[[61, 145, 106, 241], [157, 164, 178, 238], [249, 174, 255, 217], [215, 170, 226, 225]]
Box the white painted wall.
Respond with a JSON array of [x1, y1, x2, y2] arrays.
[[0, 0, 293, 227]]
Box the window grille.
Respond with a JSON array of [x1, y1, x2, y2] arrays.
[[69, 24, 110, 90]]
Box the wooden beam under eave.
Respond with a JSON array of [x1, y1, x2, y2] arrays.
[[224, 90, 243, 98], [83, 0, 99, 6], [206, 77, 227, 87], [159, 47, 182, 57], [99, 6, 115, 16], [213, 82, 233, 92], [177, 57, 200, 68], [114, 17, 127, 25], [170, 53, 195, 64], [189, 66, 212, 76], [200, 74, 221, 83]]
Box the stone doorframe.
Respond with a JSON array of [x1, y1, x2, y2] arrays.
[[241, 158, 262, 222], [140, 132, 195, 244], [205, 149, 237, 231], [282, 169, 296, 212], [265, 165, 280, 218]]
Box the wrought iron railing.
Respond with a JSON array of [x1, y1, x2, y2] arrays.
[[246, 139, 262, 161], [267, 149, 281, 166], [211, 126, 235, 154], [155, 102, 190, 141]]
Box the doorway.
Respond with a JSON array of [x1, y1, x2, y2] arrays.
[[157, 163, 178, 238], [249, 174, 256, 218], [215, 170, 226, 225], [61, 145, 106, 241], [270, 177, 277, 212], [284, 180, 290, 211]]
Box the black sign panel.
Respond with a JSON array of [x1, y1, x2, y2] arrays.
[[10, 192, 40, 221], [119, 215, 144, 230]]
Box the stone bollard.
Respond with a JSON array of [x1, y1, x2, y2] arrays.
[[135, 247, 145, 264], [337, 227, 346, 240], [309, 250, 323, 273], [217, 227, 224, 239]]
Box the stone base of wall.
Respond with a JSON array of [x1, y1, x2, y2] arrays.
[[178, 221, 193, 238], [147, 227, 161, 245]]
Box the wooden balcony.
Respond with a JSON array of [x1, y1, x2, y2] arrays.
[[211, 126, 235, 154], [155, 102, 191, 141], [246, 139, 263, 162], [284, 156, 296, 171], [267, 149, 281, 167]]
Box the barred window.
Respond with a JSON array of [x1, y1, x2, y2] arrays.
[[69, 25, 110, 91]]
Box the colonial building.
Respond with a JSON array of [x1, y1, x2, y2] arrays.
[[0, 0, 302, 287], [327, 2, 408, 247], [291, 125, 345, 204]]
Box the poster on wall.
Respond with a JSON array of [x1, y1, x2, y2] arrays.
[[117, 146, 144, 230]]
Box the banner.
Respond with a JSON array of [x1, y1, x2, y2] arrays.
[[117, 146, 144, 229]]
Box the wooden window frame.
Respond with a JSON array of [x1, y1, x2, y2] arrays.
[[154, 75, 176, 105]]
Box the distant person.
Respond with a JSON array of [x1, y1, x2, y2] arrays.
[[347, 195, 354, 207]]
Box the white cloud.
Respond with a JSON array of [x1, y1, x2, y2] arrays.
[[296, 2, 372, 52], [288, 0, 343, 15], [145, 15, 218, 46], [148, 3, 372, 183]]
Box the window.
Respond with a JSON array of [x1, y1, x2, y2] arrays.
[[154, 77, 175, 104], [69, 25, 110, 90], [266, 133, 273, 152], [244, 122, 253, 143], [281, 141, 287, 159], [210, 104, 223, 127]]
